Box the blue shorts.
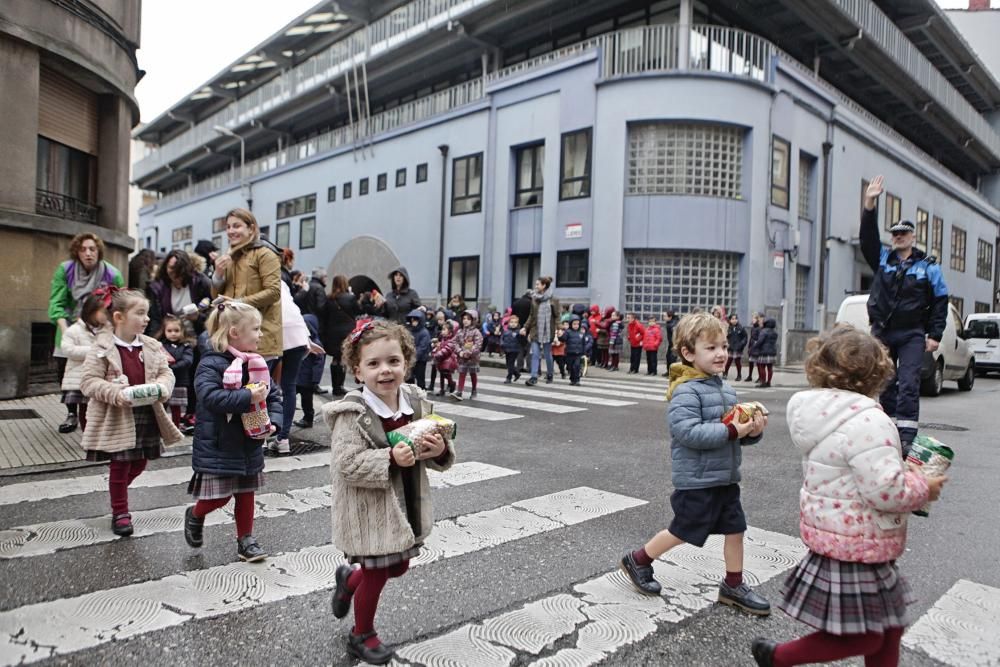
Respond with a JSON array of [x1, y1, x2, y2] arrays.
[[668, 484, 747, 547]]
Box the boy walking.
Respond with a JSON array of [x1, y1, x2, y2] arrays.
[[501, 314, 522, 384], [620, 312, 771, 615], [626, 312, 645, 374], [643, 315, 663, 376], [563, 315, 587, 385]]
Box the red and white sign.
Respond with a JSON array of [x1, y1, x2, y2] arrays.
[[565, 223, 583, 239]]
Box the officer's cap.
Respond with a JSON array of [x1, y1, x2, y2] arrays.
[[889, 220, 915, 234]]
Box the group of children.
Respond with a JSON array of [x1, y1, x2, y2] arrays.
[[723, 312, 780, 387]]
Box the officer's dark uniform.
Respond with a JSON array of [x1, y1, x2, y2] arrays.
[[860, 208, 948, 451]]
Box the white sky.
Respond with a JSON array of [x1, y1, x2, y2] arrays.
[[134, 0, 988, 123]]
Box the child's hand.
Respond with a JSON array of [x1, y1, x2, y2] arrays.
[[249, 383, 268, 404], [748, 414, 767, 438], [391, 442, 416, 467], [165, 353, 175, 364], [113, 390, 131, 407], [925, 474, 948, 502], [417, 432, 446, 460], [733, 418, 755, 439]]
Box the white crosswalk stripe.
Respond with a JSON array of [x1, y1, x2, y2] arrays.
[[473, 382, 637, 407], [460, 392, 586, 414], [432, 402, 524, 421], [476, 375, 665, 402], [903, 579, 1000, 667]]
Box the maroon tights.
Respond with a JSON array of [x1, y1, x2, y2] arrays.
[[773, 628, 904, 667], [192, 492, 256, 538], [457, 372, 478, 393], [724, 358, 743, 375], [348, 560, 410, 647], [757, 363, 774, 384], [108, 459, 147, 515]]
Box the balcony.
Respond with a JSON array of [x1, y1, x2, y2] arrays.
[[35, 189, 99, 224]]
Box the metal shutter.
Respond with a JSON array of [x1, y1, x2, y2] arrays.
[[37, 67, 99, 155]]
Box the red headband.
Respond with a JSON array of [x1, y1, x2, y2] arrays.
[[91, 285, 119, 309], [349, 319, 375, 345]]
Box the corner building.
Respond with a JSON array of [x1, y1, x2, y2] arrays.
[[134, 0, 1000, 362]]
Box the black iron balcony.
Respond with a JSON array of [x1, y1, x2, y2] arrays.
[[35, 189, 99, 224]]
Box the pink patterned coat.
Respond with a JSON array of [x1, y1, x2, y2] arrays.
[[787, 389, 930, 564]]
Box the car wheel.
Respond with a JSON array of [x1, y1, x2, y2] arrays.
[[921, 359, 944, 397], [957, 362, 975, 391]]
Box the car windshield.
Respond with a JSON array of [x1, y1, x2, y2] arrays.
[[966, 320, 999, 339]]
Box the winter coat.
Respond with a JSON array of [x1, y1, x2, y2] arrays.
[[750, 319, 778, 358], [161, 340, 194, 387], [294, 277, 328, 316], [563, 322, 586, 355], [322, 384, 455, 556], [511, 294, 532, 326], [500, 327, 521, 353], [608, 320, 624, 350], [60, 320, 102, 391], [193, 350, 283, 476], [48, 260, 124, 349], [148, 271, 213, 335], [407, 309, 432, 362], [524, 295, 562, 343], [212, 241, 283, 357], [788, 389, 929, 564], [627, 320, 646, 348], [455, 321, 483, 373], [432, 334, 459, 372], [319, 291, 362, 362], [667, 366, 761, 490], [726, 324, 748, 355], [297, 314, 325, 386], [642, 323, 663, 352], [382, 267, 422, 323], [79, 333, 184, 452], [747, 324, 761, 359], [588, 305, 602, 338]]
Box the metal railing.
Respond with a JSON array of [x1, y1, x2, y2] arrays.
[[35, 189, 99, 224]]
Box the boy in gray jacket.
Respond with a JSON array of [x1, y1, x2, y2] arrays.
[[619, 312, 771, 615]]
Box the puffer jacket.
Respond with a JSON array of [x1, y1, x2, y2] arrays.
[[627, 320, 646, 348], [667, 366, 761, 490], [432, 333, 459, 372], [193, 350, 283, 476], [212, 241, 283, 357], [727, 323, 748, 355], [788, 389, 929, 563], [60, 320, 102, 391], [407, 309, 432, 362], [642, 323, 663, 352], [563, 319, 586, 355], [751, 319, 778, 357]]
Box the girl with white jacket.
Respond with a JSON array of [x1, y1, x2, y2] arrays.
[[59, 293, 108, 432], [752, 326, 947, 667]]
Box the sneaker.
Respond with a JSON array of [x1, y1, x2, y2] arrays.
[[570, 380, 580, 386], [346, 631, 394, 665], [293, 418, 313, 429], [503, 378, 512, 384], [751, 638, 777, 667], [619, 552, 661, 596], [525, 377, 538, 387], [184, 506, 204, 548], [237, 535, 268, 562], [718, 581, 771, 616], [331, 564, 356, 619], [448, 391, 463, 402], [270, 438, 291, 456], [58, 414, 78, 434], [111, 513, 133, 537]]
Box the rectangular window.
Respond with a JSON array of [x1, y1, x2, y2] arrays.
[[395, 168, 406, 187], [416, 163, 428, 183], [511, 254, 541, 301], [949, 295, 964, 317], [624, 250, 740, 317], [627, 123, 743, 199], [448, 256, 479, 301], [950, 226, 967, 272], [451, 153, 483, 215], [884, 193, 901, 232], [794, 265, 809, 328], [300, 217, 316, 250], [35, 136, 97, 209], [797, 154, 815, 220], [343, 182, 352, 199], [977, 238, 994, 281], [212, 216, 227, 233], [171, 225, 193, 242], [259, 225, 270, 241], [275, 222, 290, 249], [327, 185, 336, 202], [931, 216, 943, 257], [377, 173, 387, 191], [514, 143, 544, 207], [556, 249, 589, 287], [975, 301, 992, 314], [560, 128, 592, 200], [915, 208, 929, 252], [212, 234, 223, 251], [359, 178, 369, 196], [183, 242, 193, 252], [771, 136, 790, 209], [276, 193, 316, 220]]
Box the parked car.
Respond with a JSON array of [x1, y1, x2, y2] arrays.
[[964, 312, 1000, 376], [835, 294, 975, 395]]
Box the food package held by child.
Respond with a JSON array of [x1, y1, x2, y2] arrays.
[[721, 401, 769, 426], [906, 434, 954, 517], [241, 382, 272, 439], [387, 414, 457, 455], [120, 383, 164, 406]]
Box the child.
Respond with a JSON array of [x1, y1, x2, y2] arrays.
[[626, 312, 646, 374], [643, 315, 663, 376], [406, 309, 431, 390], [323, 319, 455, 664], [159, 314, 195, 432], [60, 293, 108, 433], [185, 300, 282, 562], [563, 315, 587, 386], [450, 309, 483, 401], [751, 326, 947, 667], [552, 317, 569, 380], [595, 306, 613, 368], [607, 311, 624, 371], [745, 313, 762, 383], [80, 288, 183, 536], [501, 314, 522, 384], [724, 314, 748, 381], [620, 312, 770, 615], [750, 318, 779, 388], [431, 320, 458, 396], [294, 314, 325, 429], [427, 310, 446, 393], [487, 311, 503, 356]]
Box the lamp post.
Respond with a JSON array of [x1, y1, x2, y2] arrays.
[[213, 125, 251, 210]]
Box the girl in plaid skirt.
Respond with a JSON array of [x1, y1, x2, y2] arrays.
[[158, 314, 195, 432], [60, 293, 108, 433], [752, 327, 947, 667]]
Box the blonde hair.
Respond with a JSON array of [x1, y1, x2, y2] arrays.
[[673, 312, 727, 365], [109, 288, 149, 317], [804, 325, 895, 397], [341, 320, 416, 374], [205, 300, 262, 352]]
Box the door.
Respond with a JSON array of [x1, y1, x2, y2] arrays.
[[511, 254, 540, 303]]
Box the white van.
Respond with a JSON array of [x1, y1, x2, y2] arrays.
[[964, 313, 1000, 376], [835, 294, 975, 395]]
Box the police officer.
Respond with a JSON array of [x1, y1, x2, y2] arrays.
[[861, 175, 949, 456]]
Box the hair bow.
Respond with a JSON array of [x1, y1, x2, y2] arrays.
[[91, 285, 119, 309], [349, 319, 375, 345]]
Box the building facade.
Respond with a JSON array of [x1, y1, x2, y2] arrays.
[[0, 0, 142, 398], [134, 0, 1000, 363]]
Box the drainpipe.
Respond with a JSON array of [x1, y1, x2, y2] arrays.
[[818, 136, 833, 331], [437, 145, 450, 306]]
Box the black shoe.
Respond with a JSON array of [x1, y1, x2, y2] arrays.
[[346, 631, 394, 665], [525, 377, 538, 386], [514, 372, 521, 382], [619, 552, 661, 595], [503, 378, 512, 384], [570, 380, 580, 386], [718, 581, 771, 615], [751, 638, 777, 667], [313, 385, 329, 395], [331, 387, 348, 397], [293, 418, 314, 429], [331, 564, 356, 619], [237, 535, 268, 562], [184, 506, 204, 547], [111, 513, 133, 537], [58, 414, 78, 434], [545, 375, 553, 384], [735, 374, 742, 382], [180, 423, 196, 436]]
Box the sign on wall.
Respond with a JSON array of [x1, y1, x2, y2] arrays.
[[565, 223, 583, 239]]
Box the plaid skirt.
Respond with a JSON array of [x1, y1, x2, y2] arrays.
[[779, 551, 914, 635], [347, 544, 422, 569], [457, 360, 480, 375], [167, 386, 188, 407], [728, 351, 744, 361], [755, 355, 777, 365], [61, 390, 89, 405], [187, 472, 265, 499], [85, 406, 162, 462]]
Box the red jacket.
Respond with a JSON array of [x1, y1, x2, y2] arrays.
[[627, 320, 646, 347], [642, 323, 663, 351]]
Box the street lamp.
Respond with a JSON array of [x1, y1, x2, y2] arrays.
[[213, 125, 251, 210]]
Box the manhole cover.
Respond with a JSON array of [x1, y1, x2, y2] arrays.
[[264, 439, 328, 457], [0, 409, 41, 420], [918, 422, 968, 432]]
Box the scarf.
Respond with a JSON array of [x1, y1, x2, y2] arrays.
[[70, 260, 108, 318], [666, 363, 710, 401], [533, 287, 553, 342], [223, 346, 270, 389]]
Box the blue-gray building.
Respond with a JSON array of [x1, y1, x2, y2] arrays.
[[134, 0, 1000, 361]]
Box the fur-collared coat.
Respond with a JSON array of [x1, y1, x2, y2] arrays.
[[322, 384, 455, 557]]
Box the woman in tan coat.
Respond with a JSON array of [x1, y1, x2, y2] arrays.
[[211, 208, 283, 359]]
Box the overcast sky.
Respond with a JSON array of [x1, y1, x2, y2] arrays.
[[134, 0, 986, 123]]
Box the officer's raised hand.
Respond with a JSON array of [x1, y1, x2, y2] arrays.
[[864, 176, 884, 210]]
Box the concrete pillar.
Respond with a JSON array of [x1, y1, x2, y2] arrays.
[[678, 0, 692, 69], [96, 95, 131, 237], [0, 36, 39, 213]]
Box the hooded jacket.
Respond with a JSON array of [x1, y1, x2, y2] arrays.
[[787, 389, 929, 563], [642, 323, 663, 352], [563, 317, 587, 355], [383, 267, 422, 323], [432, 328, 459, 372], [212, 239, 283, 357], [726, 322, 748, 355], [407, 309, 432, 362], [627, 319, 646, 348], [750, 319, 778, 358]]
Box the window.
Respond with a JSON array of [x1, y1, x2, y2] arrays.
[[377, 173, 387, 191], [172, 225, 193, 243], [771, 136, 790, 209], [359, 178, 369, 196], [275, 222, 290, 249], [624, 250, 740, 317], [860, 179, 870, 213], [797, 154, 815, 220], [451, 153, 483, 215], [977, 239, 994, 281], [343, 182, 352, 199], [300, 217, 316, 249], [395, 168, 406, 187], [794, 266, 809, 328], [556, 250, 589, 287], [184, 242, 193, 252], [276, 194, 316, 220], [931, 216, 943, 257], [560, 128, 591, 200], [511, 254, 540, 300], [145, 236, 152, 249], [212, 234, 223, 251], [975, 302, 993, 315], [884, 193, 901, 232], [416, 163, 428, 183], [35, 136, 97, 221], [212, 216, 227, 233], [915, 209, 929, 252], [259, 225, 270, 241], [951, 226, 967, 272], [514, 143, 544, 207], [627, 123, 743, 199], [949, 295, 964, 317], [448, 256, 479, 301], [327, 185, 336, 202]]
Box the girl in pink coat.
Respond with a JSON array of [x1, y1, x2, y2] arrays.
[[752, 326, 947, 667]]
